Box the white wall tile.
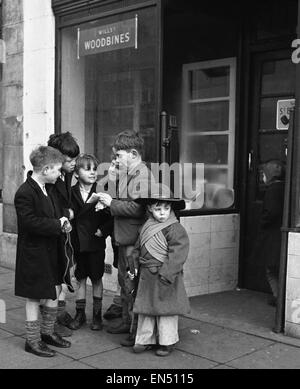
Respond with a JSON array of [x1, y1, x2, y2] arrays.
[[211, 230, 238, 249], [181, 216, 211, 234], [287, 255, 300, 279]]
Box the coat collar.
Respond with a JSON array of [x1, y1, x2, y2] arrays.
[[73, 181, 97, 205]]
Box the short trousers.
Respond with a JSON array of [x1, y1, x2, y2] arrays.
[[74, 250, 105, 282]]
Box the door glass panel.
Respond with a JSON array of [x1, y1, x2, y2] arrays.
[[61, 7, 158, 164], [261, 59, 295, 95], [259, 97, 278, 130]]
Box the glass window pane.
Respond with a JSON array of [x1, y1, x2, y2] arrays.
[[259, 97, 277, 130], [61, 7, 157, 164], [189, 66, 230, 99], [261, 59, 295, 96], [189, 101, 229, 132], [184, 135, 228, 165]]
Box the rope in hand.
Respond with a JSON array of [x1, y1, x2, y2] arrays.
[[62, 229, 77, 292]]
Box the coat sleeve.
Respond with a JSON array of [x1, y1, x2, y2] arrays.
[[15, 191, 62, 236], [110, 199, 145, 218], [127, 237, 141, 273], [109, 166, 154, 218], [158, 223, 190, 284]]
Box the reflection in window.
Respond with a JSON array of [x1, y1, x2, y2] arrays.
[[61, 8, 158, 165]]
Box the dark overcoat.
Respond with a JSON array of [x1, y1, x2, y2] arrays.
[[259, 179, 285, 270], [133, 222, 191, 316], [71, 182, 111, 253], [52, 173, 73, 218], [14, 175, 64, 300]]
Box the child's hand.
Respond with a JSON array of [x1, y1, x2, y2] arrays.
[[95, 201, 105, 212], [59, 216, 69, 228], [97, 192, 113, 207], [95, 229, 103, 238]]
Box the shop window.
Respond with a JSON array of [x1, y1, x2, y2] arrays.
[[181, 58, 236, 210], [60, 6, 158, 165]]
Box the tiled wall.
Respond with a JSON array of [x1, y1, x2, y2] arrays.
[[285, 232, 300, 338], [181, 214, 240, 297]]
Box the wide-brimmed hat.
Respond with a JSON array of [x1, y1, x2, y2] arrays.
[[136, 183, 186, 210]]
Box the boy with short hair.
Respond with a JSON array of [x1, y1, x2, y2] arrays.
[[98, 130, 155, 345], [68, 154, 111, 331], [14, 146, 72, 357], [47, 132, 80, 335]]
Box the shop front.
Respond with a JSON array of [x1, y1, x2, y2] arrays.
[[1, 0, 300, 336]]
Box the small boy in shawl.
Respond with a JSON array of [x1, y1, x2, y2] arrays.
[[128, 183, 190, 357]]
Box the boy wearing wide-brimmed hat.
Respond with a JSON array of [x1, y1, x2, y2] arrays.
[[128, 183, 190, 357]]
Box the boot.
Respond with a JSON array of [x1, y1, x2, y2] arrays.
[[68, 299, 86, 330], [103, 304, 122, 320], [68, 308, 86, 330], [91, 296, 103, 331], [90, 307, 103, 331]]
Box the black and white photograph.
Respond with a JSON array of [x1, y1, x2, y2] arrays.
[[0, 0, 300, 374]]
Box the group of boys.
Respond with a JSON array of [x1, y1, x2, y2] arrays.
[[14, 130, 155, 357]]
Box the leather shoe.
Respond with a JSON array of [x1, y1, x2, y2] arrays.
[[133, 344, 153, 353], [68, 309, 86, 330], [120, 333, 136, 347], [25, 340, 56, 357], [155, 345, 173, 357], [57, 311, 73, 327], [103, 304, 122, 320], [107, 322, 131, 334], [54, 322, 73, 337], [41, 333, 71, 348]]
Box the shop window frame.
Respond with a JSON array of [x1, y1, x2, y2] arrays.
[[181, 57, 236, 214]]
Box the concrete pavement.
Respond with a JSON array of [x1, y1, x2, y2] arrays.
[[0, 265, 300, 369]]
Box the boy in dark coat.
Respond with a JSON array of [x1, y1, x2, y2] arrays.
[[68, 154, 112, 331], [128, 183, 190, 357], [47, 132, 80, 335], [14, 146, 72, 357], [97, 131, 155, 347]]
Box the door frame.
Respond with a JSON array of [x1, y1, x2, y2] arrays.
[[240, 49, 294, 290]]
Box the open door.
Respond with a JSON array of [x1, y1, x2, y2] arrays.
[[243, 50, 296, 292]]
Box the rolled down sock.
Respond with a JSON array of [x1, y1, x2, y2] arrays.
[[57, 300, 66, 315], [26, 320, 41, 344], [41, 306, 57, 335], [76, 299, 86, 311]]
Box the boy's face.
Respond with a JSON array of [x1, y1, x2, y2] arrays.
[[108, 159, 117, 181], [114, 149, 138, 171], [77, 163, 97, 185], [148, 202, 171, 223], [62, 155, 77, 174], [43, 163, 62, 184]]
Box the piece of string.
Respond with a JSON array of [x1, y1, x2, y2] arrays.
[[62, 232, 79, 292]]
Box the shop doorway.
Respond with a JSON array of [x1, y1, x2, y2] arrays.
[[243, 50, 296, 292]]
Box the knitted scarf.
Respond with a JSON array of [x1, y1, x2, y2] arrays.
[[139, 211, 178, 263]]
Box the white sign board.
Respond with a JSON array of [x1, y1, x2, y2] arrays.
[[276, 99, 295, 130]]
